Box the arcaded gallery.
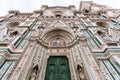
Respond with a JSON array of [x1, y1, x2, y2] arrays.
[[0, 1, 120, 80]]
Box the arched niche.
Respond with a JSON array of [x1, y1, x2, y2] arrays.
[[55, 14, 61, 18]]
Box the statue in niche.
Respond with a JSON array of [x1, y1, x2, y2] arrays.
[[77, 64, 85, 80], [33, 64, 39, 75], [30, 72, 36, 80], [30, 63, 39, 80]]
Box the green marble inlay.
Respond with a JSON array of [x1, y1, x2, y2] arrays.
[[45, 56, 71, 80]]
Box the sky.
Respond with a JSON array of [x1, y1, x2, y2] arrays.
[[0, 0, 120, 16]]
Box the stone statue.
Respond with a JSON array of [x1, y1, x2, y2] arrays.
[[33, 64, 39, 75], [77, 64, 82, 74], [77, 64, 85, 80], [30, 72, 36, 80], [30, 64, 39, 80]]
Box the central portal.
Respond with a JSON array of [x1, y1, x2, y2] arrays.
[[45, 56, 71, 80]]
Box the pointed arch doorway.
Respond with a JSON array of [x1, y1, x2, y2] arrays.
[[45, 56, 71, 80]]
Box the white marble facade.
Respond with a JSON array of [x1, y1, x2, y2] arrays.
[[0, 1, 120, 80]]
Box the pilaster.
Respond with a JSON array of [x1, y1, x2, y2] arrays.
[[8, 40, 38, 80], [78, 39, 105, 80]]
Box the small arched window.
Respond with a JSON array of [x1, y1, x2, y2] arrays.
[[56, 14, 61, 18]]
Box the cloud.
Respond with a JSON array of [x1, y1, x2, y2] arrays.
[[0, 0, 119, 16]]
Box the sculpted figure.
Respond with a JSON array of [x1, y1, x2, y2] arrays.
[[30, 64, 39, 80]]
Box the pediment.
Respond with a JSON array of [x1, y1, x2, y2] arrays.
[[43, 20, 73, 32]]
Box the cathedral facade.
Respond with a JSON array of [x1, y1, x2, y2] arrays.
[[0, 1, 120, 80]]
